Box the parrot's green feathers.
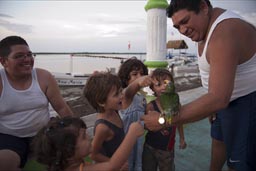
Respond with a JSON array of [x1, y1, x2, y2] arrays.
[[159, 80, 180, 116]]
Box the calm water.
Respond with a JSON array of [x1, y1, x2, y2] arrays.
[[0, 53, 197, 75], [35, 54, 146, 74], [0, 53, 146, 74]]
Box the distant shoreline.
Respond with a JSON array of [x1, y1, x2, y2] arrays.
[[34, 52, 147, 55]]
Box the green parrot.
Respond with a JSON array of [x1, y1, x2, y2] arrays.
[[159, 80, 180, 124]]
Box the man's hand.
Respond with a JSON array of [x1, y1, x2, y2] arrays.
[[208, 113, 217, 124], [140, 111, 163, 131]]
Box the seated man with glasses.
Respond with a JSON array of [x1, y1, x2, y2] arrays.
[[0, 36, 74, 170], [9, 51, 36, 60]]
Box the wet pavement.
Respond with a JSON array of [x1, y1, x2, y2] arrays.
[[175, 87, 212, 171], [175, 118, 212, 171]]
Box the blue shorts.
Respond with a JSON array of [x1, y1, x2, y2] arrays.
[[211, 91, 256, 171], [0, 133, 33, 168]]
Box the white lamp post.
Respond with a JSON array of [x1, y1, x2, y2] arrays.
[[144, 0, 169, 72]]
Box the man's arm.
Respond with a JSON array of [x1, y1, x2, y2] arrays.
[[37, 68, 74, 117]]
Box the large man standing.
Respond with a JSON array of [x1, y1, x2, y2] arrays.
[[0, 36, 74, 170], [141, 0, 256, 170]]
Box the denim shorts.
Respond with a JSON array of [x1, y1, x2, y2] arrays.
[[211, 91, 256, 171], [0, 133, 33, 168]]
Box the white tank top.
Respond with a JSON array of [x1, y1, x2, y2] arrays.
[[197, 10, 256, 101], [0, 68, 50, 137]]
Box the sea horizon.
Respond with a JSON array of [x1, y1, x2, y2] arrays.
[[0, 52, 197, 75]]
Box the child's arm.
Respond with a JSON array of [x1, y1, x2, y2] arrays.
[[177, 124, 187, 149], [85, 122, 144, 171], [90, 124, 112, 162], [146, 101, 154, 113], [122, 75, 152, 109]]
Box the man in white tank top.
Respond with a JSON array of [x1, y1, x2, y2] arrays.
[[0, 36, 74, 170], [141, 0, 256, 171]]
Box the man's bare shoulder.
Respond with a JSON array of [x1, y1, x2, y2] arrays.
[[35, 68, 53, 79], [209, 19, 246, 50], [213, 17, 254, 39], [35, 68, 55, 91], [209, 17, 255, 61], [35, 68, 51, 74]]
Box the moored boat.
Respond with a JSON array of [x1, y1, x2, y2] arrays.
[[52, 72, 89, 86]]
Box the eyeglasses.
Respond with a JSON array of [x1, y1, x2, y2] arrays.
[[8, 53, 36, 60]]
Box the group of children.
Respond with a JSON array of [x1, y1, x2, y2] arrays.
[[32, 57, 187, 171]]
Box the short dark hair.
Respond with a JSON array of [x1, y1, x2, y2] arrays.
[[152, 68, 174, 82], [118, 57, 148, 88], [83, 71, 122, 112], [150, 68, 174, 89], [167, 0, 212, 18], [0, 36, 28, 58]]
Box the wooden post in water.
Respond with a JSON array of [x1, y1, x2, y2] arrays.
[[69, 54, 73, 75]]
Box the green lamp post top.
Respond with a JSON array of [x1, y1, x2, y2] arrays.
[[145, 0, 169, 11]]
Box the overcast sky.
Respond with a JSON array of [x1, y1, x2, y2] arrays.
[[0, 0, 255, 53]]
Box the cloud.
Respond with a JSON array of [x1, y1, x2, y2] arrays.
[[0, 20, 33, 34], [96, 22, 146, 38], [83, 12, 146, 38], [0, 13, 13, 18], [0, 13, 33, 34], [93, 13, 146, 25]]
